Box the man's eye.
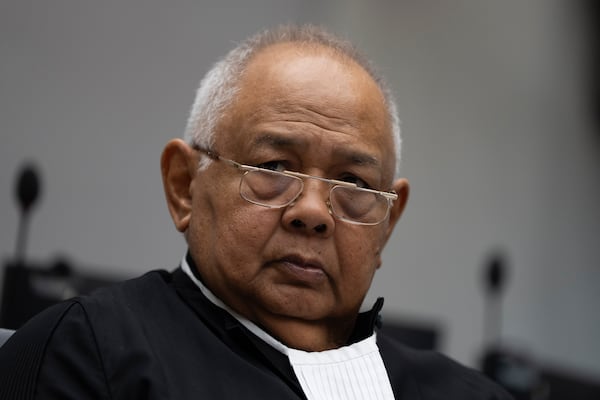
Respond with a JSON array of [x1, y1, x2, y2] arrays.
[[256, 161, 286, 172], [340, 174, 370, 189]]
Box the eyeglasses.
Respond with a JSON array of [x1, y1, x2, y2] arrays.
[[193, 146, 398, 226]]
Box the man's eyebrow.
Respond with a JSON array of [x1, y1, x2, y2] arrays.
[[334, 148, 380, 168], [349, 151, 380, 167]]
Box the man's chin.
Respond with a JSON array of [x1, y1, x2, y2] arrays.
[[257, 290, 341, 323]]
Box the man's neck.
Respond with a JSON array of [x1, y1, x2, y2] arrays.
[[254, 314, 357, 352]]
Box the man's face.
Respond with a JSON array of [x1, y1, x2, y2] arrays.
[[183, 43, 407, 344]]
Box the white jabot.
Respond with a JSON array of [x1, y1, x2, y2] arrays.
[[181, 255, 396, 400], [287, 334, 396, 400]]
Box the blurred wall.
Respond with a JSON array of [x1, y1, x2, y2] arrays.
[[1, 0, 599, 379]]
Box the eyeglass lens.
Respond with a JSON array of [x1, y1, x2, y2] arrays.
[[329, 186, 387, 223], [240, 169, 302, 205]]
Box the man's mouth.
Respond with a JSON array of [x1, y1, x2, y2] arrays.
[[271, 254, 327, 282]]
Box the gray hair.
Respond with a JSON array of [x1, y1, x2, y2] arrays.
[[183, 24, 402, 176]]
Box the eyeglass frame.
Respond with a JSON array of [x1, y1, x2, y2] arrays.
[[191, 144, 398, 226]]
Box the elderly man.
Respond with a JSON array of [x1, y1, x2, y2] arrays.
[[0, 25, 511, 399]]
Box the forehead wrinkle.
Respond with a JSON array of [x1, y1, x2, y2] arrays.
[[276, 102, 359, 131]]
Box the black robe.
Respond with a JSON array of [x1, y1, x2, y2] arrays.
[[0, 264, 512, 399]]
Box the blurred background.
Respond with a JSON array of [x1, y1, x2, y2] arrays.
[[1, 0, 599, 398]]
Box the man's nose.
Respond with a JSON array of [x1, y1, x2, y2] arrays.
[[281, 179, 334, 236]]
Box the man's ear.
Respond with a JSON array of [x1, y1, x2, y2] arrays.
[[383, 178, 410, 244], [160, 139, 197, 232]]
